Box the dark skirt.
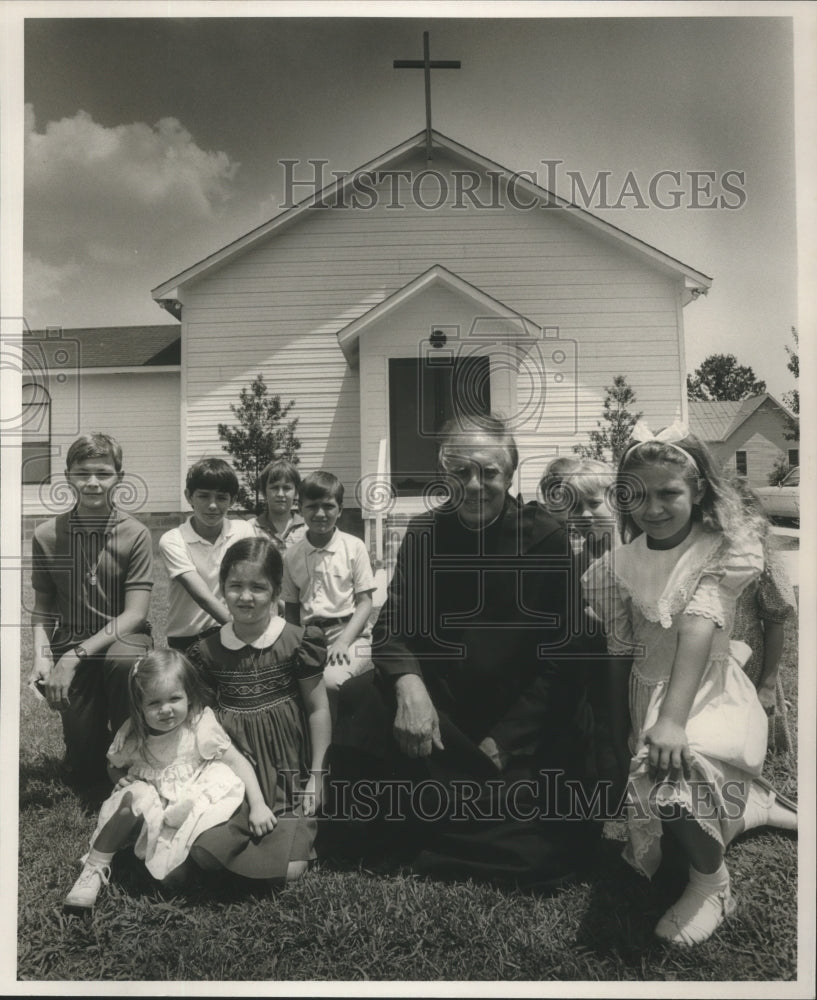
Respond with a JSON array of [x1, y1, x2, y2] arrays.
[[191, 803, 317, 881]]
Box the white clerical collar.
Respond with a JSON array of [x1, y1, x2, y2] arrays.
[[220, 617, 287, 649]]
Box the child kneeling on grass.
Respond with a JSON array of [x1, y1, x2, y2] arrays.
[[64, 648, 272, 911], [281, 471, 376, 710]]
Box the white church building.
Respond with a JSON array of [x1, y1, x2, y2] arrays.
[[24, 129, 711, 554]]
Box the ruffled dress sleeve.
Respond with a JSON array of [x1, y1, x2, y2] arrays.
[[186, 638, 218, 694], [684, 533, 764, 627], [193, 706, 233, 760], [294, 624, 328, 681], [106, 718, 140, 770], [757, 544, 796, 624], [581, 551, 636, 657]]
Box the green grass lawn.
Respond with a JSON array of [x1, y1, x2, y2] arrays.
[[17, 530, 800, 982]]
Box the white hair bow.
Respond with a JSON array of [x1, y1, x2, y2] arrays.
[[629, 419, 690, 444], [624, 419, 699, 471]]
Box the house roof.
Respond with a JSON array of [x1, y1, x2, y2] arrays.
[[152, 129, 713, 311], [688, 393, 796, 442], [335, 264, 541, 363], [24, 325, 181, 369]]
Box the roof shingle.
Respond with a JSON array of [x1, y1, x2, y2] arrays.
[[25, 325, 180, 369]]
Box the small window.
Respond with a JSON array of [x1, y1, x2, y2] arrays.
[[788, 449, 799, 468], [735, 451, 747, 476]]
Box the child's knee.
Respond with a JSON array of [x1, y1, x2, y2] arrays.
[[285, 860, 309, 882], [324, 658, 373, 693], [323, 663, 352, 693], [104, 635, 153, 675]]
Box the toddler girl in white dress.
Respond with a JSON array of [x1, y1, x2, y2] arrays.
[[64, 648, 273, 910]]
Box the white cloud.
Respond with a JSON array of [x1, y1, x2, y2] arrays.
[[22, 252, 80, 329], [24, 105, 240, 257]]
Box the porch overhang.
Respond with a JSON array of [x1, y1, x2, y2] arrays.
[[335, 264, 541, 365]]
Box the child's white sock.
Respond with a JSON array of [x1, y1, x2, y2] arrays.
[[86, 848, 115, 868], [741, 781, 774, 832], [655, 862, 736, 947]]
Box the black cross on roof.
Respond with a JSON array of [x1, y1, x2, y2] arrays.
[[394, 32, 461, 164]]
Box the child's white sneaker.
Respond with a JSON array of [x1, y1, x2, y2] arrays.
[[64, 860, 111, 911], [655, 864, 736, 946]]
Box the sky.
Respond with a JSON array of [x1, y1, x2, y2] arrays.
[[12, 6, 812, 398]]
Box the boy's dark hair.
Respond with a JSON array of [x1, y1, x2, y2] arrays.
[[219, 536, 284, 592], [66, 433, 123, 473], [185, 458, 239, 498], [298, 470, 344, 506], [257, 458, 301, 494]]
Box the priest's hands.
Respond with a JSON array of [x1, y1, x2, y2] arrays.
[[393, 674, 444, 758]]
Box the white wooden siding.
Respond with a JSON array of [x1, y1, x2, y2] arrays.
[[182, 151, 685, 506], [22, 371, 181, 515]]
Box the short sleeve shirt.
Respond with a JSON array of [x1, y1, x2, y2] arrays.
[[31, 507, 153, 650], [247, 513, 307, 553], [158, 515, 256, 638], [281, 529, 375, 621]]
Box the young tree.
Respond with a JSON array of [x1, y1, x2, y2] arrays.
[[686, 353, 766, 401], [574, 374, 643, 464], [768, 455, 792, 486], [218, 374, 301, 513]]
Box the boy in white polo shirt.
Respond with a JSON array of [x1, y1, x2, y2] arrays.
[[282, 470, 375, 697], [158, 458, 255, 652]]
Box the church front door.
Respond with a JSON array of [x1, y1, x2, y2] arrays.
[[388, 354, 490, 496]]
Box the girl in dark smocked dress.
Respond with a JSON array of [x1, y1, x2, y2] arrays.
[[189, 537, 330, 884]]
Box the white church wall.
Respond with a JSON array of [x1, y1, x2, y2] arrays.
[[180, 150, 687, 506]]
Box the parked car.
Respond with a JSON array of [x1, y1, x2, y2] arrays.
[[754, 466, 799, 526]]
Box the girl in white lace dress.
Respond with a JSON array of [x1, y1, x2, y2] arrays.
[[582, 425, 797, 947], [64, 649, 274, 911]]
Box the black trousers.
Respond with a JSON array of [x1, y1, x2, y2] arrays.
[[56, 632, 153, 784]]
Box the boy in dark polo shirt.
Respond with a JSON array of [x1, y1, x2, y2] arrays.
[[30, 433, 154, 785]]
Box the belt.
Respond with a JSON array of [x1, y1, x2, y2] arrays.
[[308, 614, 353, 629]]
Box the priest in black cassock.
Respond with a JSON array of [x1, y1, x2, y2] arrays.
[[329, 413, 605, 889]]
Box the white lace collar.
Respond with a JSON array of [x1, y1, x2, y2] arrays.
[[220, 617, 287, 650], [610, 524, 724, 628]]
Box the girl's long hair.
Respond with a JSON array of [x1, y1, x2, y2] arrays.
[[615, 432, 756, 545], [127, 648, 213, 760]]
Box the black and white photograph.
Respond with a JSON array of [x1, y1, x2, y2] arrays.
[[1, 0, 814, 992]]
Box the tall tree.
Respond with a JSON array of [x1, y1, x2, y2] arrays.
[[218, 374, 301, 513], [686, 353, 766, 401], [574, 374, 643, 464], [782, 327, 799, 441]]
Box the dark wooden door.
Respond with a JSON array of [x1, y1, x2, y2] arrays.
[[389, 354, 490, 495]]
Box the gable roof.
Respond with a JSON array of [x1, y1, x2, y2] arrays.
[[688, 393, 796, 442], [24, 325, 180, 370], [335, 264, 541, 363], [152, 129, 713, 312]]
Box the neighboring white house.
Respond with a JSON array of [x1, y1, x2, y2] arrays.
[[150, 129, 711, 547], [22, 325, 181, 519], [688, 393, 799, 489]]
